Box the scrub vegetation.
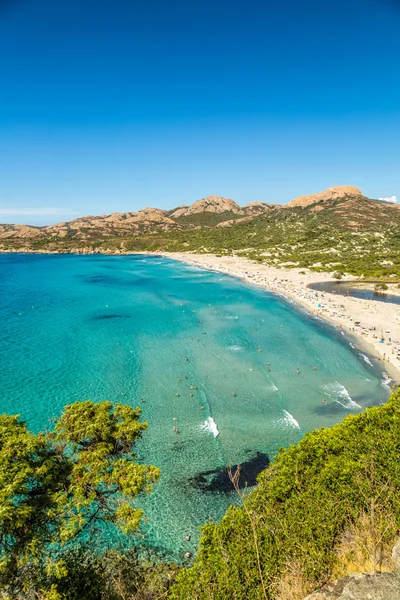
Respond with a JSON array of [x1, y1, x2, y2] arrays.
[[171, 388, 400, 599], [2, 194, 400, 279], [1, 390, 400, 599]]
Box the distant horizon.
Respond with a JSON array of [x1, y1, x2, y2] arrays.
[[0, 0, 399, 226]]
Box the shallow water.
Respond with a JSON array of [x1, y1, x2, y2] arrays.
[[308, 281, 400, 305], [0, 254, 390, 558]]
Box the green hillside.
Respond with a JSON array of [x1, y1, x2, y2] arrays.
[[129, 194, 400, 277], [170, 388, 400, 599], [1, 194, 400, 278]]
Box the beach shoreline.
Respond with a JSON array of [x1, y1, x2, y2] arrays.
[[160, 252, 400, 384], [2, 249, 399, 383]]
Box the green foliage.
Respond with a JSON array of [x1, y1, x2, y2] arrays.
[[374, 283, 389, 291], [170, 389, 400, 599], [33, 547, 179, 600], [0, 415, 67, 588], [0, 401, 159, 597], [3, 194, 400, 278]]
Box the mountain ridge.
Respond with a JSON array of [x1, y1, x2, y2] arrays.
[[0, 187, 373, 238], [2, 186, 400, 279]]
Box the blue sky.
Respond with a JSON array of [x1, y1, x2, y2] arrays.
[[0, 0, 399, 225]]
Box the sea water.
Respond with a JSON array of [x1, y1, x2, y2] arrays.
[[0, 254, 390, 558]]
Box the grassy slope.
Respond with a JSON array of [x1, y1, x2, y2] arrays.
[[169, 389, 400, 599]]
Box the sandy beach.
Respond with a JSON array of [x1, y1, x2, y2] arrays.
[[163, 252, 400, 383]]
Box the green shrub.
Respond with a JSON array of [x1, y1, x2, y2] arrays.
[[170, 389, 400, 599]]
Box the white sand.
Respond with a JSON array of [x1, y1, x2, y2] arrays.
[[163, 252, 400, 382]]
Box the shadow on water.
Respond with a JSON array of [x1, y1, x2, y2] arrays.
[[91, 314, 131, 320], [312, 403, 355, 416], [187, 452, 270, 494], [83, 274, 154, 286]]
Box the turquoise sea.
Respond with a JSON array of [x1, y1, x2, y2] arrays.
[[0, 254, 390, 558]]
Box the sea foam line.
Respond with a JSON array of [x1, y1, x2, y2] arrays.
[[381, 372, 392, 391], [282, 410, 300, 429], [323, 381, 362, 410], [360, 353, 373, 366], [200, 417, 220, 437]]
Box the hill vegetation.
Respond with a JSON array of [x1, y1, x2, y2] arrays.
[[170, 388, 400, 599], [1, 188, 399, 278], [1, 390, 399, 599]]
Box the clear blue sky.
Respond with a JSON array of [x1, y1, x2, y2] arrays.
[[0, 0, 399, 225]]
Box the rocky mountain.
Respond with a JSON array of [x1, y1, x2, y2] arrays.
[[0, 195, 274, 243], [3, 186, 400, 279], [287, 185, 363, 209], [0, 224, 43, 239], [169, 195, 242, 218], [44, 208, 179, 239]]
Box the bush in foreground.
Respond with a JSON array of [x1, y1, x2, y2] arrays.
[[170, 389, 400, 599], [0, 401, 160, 599]]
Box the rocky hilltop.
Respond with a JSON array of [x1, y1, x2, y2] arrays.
[[0, 224, 43, 239], [169, 195, 242, 217], [3, 185, 400, 280], [287, 185, 363, 209], [0, 194, 274, 241]]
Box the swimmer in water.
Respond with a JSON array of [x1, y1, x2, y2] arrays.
[[313, 366, 317, 371], [296, 368, 300, 375]]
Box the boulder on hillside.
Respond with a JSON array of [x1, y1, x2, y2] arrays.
[[304, 572, 400, 600]]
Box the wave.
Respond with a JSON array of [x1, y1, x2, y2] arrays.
[[381, 372, 392, 391], [227, 345, 244, 351], [360, 353, 373, 366], [200, 417, 220, 437], [282, 410, 300, 429], [323, 381, 362, 410], [225, 316, 239, 320]]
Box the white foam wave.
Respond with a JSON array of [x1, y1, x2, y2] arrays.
[[381, 372, 392, 391], [200, 417, 220, 437], [225, 315, 238, 320], [349, 342, 355, 349], [227, 345, 243, 351], [360, 353, 373, 366], [323, 382, 362, 410], [270, 383, 278, 392], [282, 410, 300, 429]]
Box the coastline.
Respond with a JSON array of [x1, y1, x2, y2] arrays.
[[160, 252, 400, 384], [2, 249, 399, 382]]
